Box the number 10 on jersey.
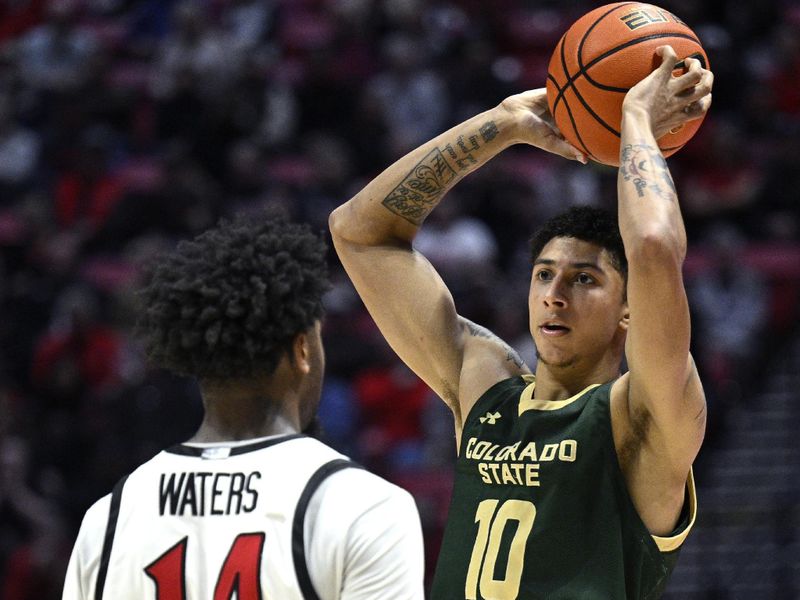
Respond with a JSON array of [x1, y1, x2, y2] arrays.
[[465, 499, 536, 600]]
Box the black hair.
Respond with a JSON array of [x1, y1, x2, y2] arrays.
[[138, 211, 329, 381], [529, 206, 627, 279]]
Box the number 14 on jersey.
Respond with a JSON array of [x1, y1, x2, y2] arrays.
[[145, 533, 265, 599]]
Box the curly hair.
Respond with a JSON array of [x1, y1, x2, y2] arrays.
[[529, 206, 627, 279], [138, 212, 330, 381]]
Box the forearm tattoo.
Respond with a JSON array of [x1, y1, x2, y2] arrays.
[[382, 120, 500, 225], [619, 142, 677, 201]]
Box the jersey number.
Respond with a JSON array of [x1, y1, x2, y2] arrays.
[[145, 533, 265, 600], [465, 499, 536, 600]]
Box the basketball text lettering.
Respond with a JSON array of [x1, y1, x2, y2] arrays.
[[620, 8, 684, 30]]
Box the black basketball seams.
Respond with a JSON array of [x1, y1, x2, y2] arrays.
[[575, 2, 640, 92], [557, 23, 621, 140], [552, 32, 703, 108], [549, 4, 704, 149], [579, 32, 704, 92], [561, 32, 704, 142], [553, 24, 612, 156], [548, 73, 595, 161], [551, 2, 635, 114], [552, 31, 702, 111]]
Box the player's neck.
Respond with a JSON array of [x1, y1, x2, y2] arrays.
[[190, 382, 300, 443], [533, 359, 619, 401], [189, 414, 298, 443]]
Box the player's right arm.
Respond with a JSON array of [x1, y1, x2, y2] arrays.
[[62, 496, 110, 600], [330, 91, 584, 426]]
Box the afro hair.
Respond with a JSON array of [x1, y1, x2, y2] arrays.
[[138, 211, 330, 381], [529, 206, 627, 279]]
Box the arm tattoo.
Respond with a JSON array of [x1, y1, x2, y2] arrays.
[[382, 147, 458, 224], [382, 120, 498, 225], [480, 121, 499, 143], [464, 319, 496, 340], [506, 351, 525, 369], [620, 142, 677, 201], [463, 320, 528, 370]]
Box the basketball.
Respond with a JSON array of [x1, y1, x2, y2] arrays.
[[545, 3, 708, 166]]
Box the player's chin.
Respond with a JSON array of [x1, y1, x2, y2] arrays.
[[534, 346, 578, 369]]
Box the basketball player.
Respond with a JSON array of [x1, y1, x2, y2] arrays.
[[62, 213, 425, 599], [329, 46, 712, 599]]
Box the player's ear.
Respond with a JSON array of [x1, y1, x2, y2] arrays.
[[291, 332, 312, 375], [619, 301, 630, 331]]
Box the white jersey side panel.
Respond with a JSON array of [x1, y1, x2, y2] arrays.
[[306, 468, 424, 599], [62, 435, 424, 600]]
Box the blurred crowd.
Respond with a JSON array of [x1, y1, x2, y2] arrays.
[[0, 0, 798, 596]]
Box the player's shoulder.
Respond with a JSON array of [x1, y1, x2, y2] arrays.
[[309, 458, 418, 530], [71, 486, 116, 557], [324, 464, 413, 503], [463, 373, 535, 423], [306, 463, 421, 561], [80, 492, 113, 532]]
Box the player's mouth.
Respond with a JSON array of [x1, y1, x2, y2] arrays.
[[539, 321, 571, 337]]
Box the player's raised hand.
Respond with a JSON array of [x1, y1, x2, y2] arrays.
[[501, 89, 588, 163], [623, 45, 713, 139]]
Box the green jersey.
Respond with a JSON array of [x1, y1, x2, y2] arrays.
[[431, 375, 696, 600]]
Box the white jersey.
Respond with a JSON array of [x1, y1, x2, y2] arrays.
[[62, 434, 424, 600]]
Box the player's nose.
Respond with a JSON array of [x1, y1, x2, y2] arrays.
[[543, 277, 568, 308]]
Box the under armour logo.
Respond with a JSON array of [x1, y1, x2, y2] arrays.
[[479, 411, 502, 425]]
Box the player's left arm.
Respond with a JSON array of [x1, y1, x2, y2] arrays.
[[615, 47, 713, 484], [340, 483, 425, 599]]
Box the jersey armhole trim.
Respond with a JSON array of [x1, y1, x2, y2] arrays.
[[95, 474, 129, 600], [652, 468, 698, 553], [292, 458, 362, 600]]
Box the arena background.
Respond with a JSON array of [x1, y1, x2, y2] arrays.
[[0, 0, 798, 597]]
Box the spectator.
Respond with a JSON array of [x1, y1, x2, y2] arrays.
[[365, 32, 450, 156], [30, 285, 123, 406], [680, 117, 765, 236], [354, 357, 433, 475], [0, 435, 69, 600], [221, 0, 277, 52], [150, 0, 239, 101], [0, 91, 41, 197], [16, 0, 97, 94], [52, 126, 125, 238], [687, 223, 768, 442], [414, 194, 498, 284], [0, 0, 45, 44]]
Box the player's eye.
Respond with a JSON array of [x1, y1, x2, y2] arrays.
[[576, 273, 594, 284], [535, 269, 553, 281]]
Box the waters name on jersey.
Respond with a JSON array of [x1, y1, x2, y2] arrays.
[[158, 471, 260, 516], [463, 437, 577, 487]]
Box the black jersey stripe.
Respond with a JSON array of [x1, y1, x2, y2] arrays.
[[95, 474, 129, 600], [165, 433, 306, 456], [292, 458, 362, 600]]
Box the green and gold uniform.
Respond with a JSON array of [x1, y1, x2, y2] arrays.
[[431, 375, 696, 600]]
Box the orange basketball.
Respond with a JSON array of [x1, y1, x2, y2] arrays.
[[545, 3, 708, 166]]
